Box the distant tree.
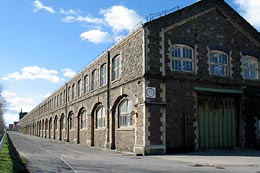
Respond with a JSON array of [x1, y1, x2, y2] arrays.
[[0, 86, 5, 134]]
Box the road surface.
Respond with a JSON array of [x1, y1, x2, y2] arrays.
[[8, 132, 260, 173]]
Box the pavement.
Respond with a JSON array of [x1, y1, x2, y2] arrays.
[[152, 149, 260, 167], [8, 131, 260, 173]]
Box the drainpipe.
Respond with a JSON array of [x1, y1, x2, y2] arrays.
[[65, 83, 68, 142], [106, 50, 111, 148]]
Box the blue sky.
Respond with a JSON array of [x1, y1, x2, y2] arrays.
[[0, 0, 260, 126]]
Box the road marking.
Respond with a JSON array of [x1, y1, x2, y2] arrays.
[[30, 142, 78, 173]]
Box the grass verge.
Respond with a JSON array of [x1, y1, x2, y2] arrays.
[[0, 133, 29, 173]]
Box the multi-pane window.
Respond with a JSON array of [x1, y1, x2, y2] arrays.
[[80, 110, 88, 129], [60, 93, 62, 105], [57, 95, 59, 106], [257, 118, 260, 139], [60, 116, 64, 129], [171, 45, 194, 72], [209, 51, 229, 76], [78, 80, 82, 97], [96, 106, 105, 128], [54, 117, 58, 130], [92, 70, 98, 90], [241, 55, 259, 80], [112, 55, 121, 81], [68, 87, 71, 101], [63, 90, 66, 104], [119, 99, 133, 128], [84, 75, 89, 94], [63, 116, 66, 129], [69, 113, 74, 129], [100, 64, 107, 86], [72, 84, 75, 100]]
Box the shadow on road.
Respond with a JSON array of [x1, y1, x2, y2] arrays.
[[7, 133, 29, 173]]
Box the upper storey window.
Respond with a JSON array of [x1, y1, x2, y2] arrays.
[[171, 45, 194, 72], [241, 55, 259, 80], [100, 64, 107, 86], [112, 55, 121, 81], [92, 70, 98, 90], [84, 75, 89, 94], [209, 51, 229, 76]]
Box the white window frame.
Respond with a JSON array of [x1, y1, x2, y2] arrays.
[[84, 75, 89, 94], [112, 55, 121, 81], [92, 70, 98, 90], [209, 50, 229, 77], [241, 55, 259, 80], [100, 64, 107, 86], [96, 106, 105, 129], [119, 99, 133, 128], [170, 44, 194, 73]]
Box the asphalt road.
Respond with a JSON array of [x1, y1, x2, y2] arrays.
[[8, 132, 260, 173]]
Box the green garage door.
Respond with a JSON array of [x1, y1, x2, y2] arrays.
[[198, 95, 237, 149]]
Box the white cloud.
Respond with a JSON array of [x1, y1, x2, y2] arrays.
[[33, 0, 55, 14], [62, 16, 103, 24], [62, 68, 76, 78], [80, 30, 111, 44], [100, 5, 144, 32], [60, 9, 81, 15], [2, 66, 61, 83], [2, 91, 50, 125], [234, 0, 260, 29], [2, 91, 35, 113]]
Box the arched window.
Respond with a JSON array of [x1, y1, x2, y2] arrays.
[[92, 70, 98, 90], [78, 80, 82, 97], [72, 84, 75, 99], [241, 55, 259, 80], [84, 75, 89, 94], [60, 115, 64, 129], [119, 99, 133, 128], [68, 113, 74, 129], [80, 110, 88, 129], [209, 50, 229, 76], [68, 86, 71, 101], [171, 44, 194, 72], [54, 116, 58, 130], [112, 55, 121, 81], [100, 64, 107, 86], [96, 106, 105, 128]]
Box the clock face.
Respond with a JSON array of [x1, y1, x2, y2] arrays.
[[146, 87, 156, 98]]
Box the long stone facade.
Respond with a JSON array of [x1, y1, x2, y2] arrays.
[[19, 0, 260, 155]]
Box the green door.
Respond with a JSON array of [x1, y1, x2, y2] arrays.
[[198, 95, 237, 149]]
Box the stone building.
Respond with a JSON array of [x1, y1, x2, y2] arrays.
[[19, 0, 260, 155]]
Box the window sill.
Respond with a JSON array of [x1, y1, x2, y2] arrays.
[[99, 85, 107, 89], [111, 78, 120, 84], [117, 127, 134, 131], [95, 128, 106, 131]]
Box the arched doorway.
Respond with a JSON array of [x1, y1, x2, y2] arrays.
[[67, 111, 74, 142], [53, 116, 58, 139], [59, 114, 65, 141], [45, 119, 48, 138], [111, 96, 134, 151], [49, 117, 52, 138], [77, 108, 86, 144]]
